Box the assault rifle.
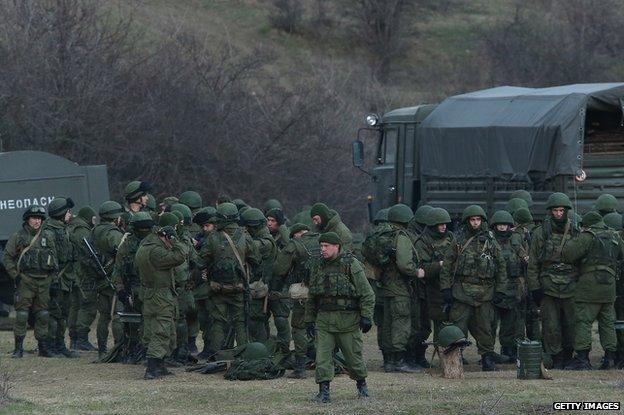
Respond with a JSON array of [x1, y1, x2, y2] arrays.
[[82, 237, 116, 291]]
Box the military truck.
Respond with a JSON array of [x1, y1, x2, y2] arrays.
[[353, 83, 624, 221], [0, 151, 110, 312]]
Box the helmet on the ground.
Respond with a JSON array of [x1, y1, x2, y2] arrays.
[[241, 342, 270, 360], [437, 325, 466, 348]]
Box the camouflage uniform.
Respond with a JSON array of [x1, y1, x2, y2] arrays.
[[266, 218, 291, 355], [247, 225, 277, 343], [512, 218, 541, 341]]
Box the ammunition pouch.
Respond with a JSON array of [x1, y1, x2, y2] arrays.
[[209, 281, 245, 294], [249, 280, 269, 299], [288, 282, 309, 300]]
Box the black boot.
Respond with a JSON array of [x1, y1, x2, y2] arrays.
[[188, 337, 198, 355], [287, 355, 307, 379], [481, 353, 498, 372], [564, 350, 592, 371], [55, 338, 80, 358], [414, 346, 431, 368], [198, 344, 215, 360], [560, 348, 574, 368], [144, 358, 162, 380], [158, 359, 175, 376], [98, 340, 108, 360], [356, 379, 369, 399], [312, 381, 330, 404], [599, 350, 616, 370], [382, 351, 395, 372], [11, 335, 24, 358], [393, 352, 423, 373], [501, 346, 516, 363], [76, 332, 97, 351], [38, 338, 56, 358]]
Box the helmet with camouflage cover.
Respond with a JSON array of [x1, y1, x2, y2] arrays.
[[373, 208, 389, 225], [546, 192, 572, 209], [595, 194, 618, 214], [388, 204, 414, 224], [414, 205, 434, 225], [99, 201, 124, 220], [241, 208, 266, 228], [171, 203, 192, 225], [425, 207, 451, 226], [130, 211, 155, 229], [179, 191, 202, 210], [603, 212, 623, 230], [124, 180, 152, 202], [510, 189, 533, 207], [490, 210, 514, 226], [241, 342, 270, 360], [232, 199, 247, 212], [193, 206, 217, 226], [158, 212, 179, 228], [513, 208, 533, 225], [505, 198, 528, 215], [22, 205, 47, 221], [48, 197, 75, 219], [461, 205, 487, 222], [263, 199, 283, 214], [437, 325, 466, 348], [171, 210, 184, 223], [216, 202, 239, 222]]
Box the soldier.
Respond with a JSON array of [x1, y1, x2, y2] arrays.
[[274, 223, 321, 379], [440, 205, 508, 371], [562, 211, 624, 370], [200, 203, 260, 351], [305, 232, 375, 403], [67, 206, 98, 351], [510, 189, 533, 208], [43, 197, 80, 358], [378, 204, 423, 373], [5, 206, 57, 358], [595, 193, 618, 217], [602, 212, 624, 367], [490, 210, 526, 362], [505, 198, 529, 215], [291, 205, 314, 229], [266, 208, 290, 248], [527, 192, 578, 369], [124, 181, 152, 213], [310, 203, 353, 252], [408, 205, 433, 235], [136, 212, 189, 379], [241, 208, 277, 342], [414, 207, 454, 344]]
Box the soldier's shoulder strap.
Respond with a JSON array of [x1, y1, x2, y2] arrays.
[[16, 227, 43, 274]]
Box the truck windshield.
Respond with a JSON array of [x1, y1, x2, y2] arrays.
[[384, 128, 397, 164]]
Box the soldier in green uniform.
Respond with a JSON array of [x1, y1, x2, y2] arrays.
[[5, 206, 57, 358], [67, 206, 97, 351], [274, 223, 321, 379], [505, 198, 529, 215], [527, 192, 578, 369], [490, 210, 527, 361], [602, 211, 624, 367], [241, 208, 277, 342], [595, 193, 618, 217], [136, 212, 189, 379], [43, 197, 80, 358], [378, 204, 423, 373], [561, 211, 624, 370], [200, 203, 261, 351], [305, 232, 375, 403], [292, 206, 314, 229], [414, 207, 454, 344], [408, 205, 433, 235], [310, 203, 353, 252], [124, 181, 152, 214], [440, 205, 508, 371], [510, 189, 533, 208]]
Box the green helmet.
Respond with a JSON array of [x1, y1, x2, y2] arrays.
[[425, 207, 451, 226], [232, 198, 247, 211], [513, 208, 533, 225], [22, 205, 47, 221], [461, 205, 487, 222], [158, 212, 179, 228], [490, 210, 514, 226], [510, 189, 533, 207], [124, 180, 152, 202], [130, 211, 155, 229], [171, 203, 192, 224], [48, 197, 74, 219], [216, 202, 239, 222], [595, 194, 618, 214], [146, 194, 156, 211], [388, 204, 414, 224], [264, 199, 283, 214], [193, 206, 217, 226], [603, 212, 623, 230], [546, 192, 572, 209], [99, 201, 124, 220], [437, 325, 466, 348], [241, 342, 270, 360], [414, 205, 434, 225], [582, 211, 602, 227], [505, 198, 528, 214], [179, 191, 203, 210], [171, 210, 184, 223], [77, 206, 96, 223], [241, 208, 266, 228], [373, 208, 389, 225]]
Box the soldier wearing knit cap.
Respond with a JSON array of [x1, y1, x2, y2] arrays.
[[310, 203, 353, 253]]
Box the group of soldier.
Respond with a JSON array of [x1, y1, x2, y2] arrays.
[[4, 182, 624, 403], [363, 190, 624, 377]]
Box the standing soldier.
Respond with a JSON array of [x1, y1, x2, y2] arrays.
[[602, 211, 624, 367], [200, 203, 260, 351], [527, 192, 578, 369], [310, 203, 353, 253], [68, 206, 98, 351], [408, 205, 433, 235], [595, 193, 618, 217], [274, 223, 321, 379], [124, 181, 152, 214], [414, 207, 454, 344], [440, 205, 508, 371], [305, 232, 375, 403], [136, 212, 189, 379], [5, 206, 57, 358], [44, 197, 80, 358], [562, 211, 624, 370]]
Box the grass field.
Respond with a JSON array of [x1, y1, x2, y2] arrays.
[[0, 324, 622, 415]]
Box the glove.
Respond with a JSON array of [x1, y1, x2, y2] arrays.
[[492, 292, 506, 307], [531, 289, 544, 306], [49, 282, 61, 297], [360, 317, 372, 333], [306, 322, 316, 339], [158, 226, 177, 240], [441, 288, 453, 315]]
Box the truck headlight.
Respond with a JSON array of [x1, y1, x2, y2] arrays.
[[365, 114, 379, 126]]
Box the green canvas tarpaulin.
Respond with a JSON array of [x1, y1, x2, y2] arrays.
[[419, 83, 624, 180]]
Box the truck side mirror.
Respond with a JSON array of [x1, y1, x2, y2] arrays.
[[352, 140, 364, 168]]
